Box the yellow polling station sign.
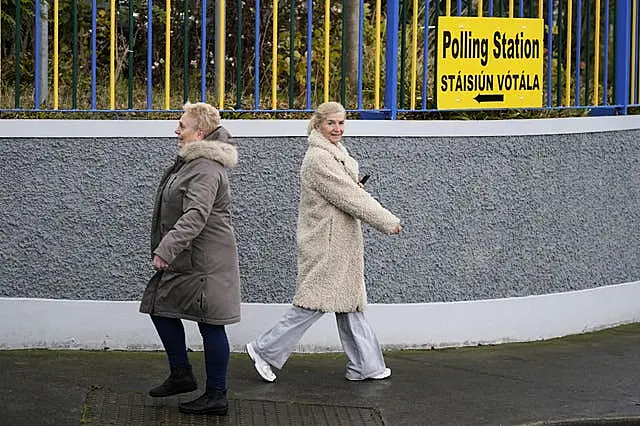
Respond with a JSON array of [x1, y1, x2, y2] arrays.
[[437, 16, 543, 110]]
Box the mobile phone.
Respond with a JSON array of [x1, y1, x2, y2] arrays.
[[359, 174, 370, 184]]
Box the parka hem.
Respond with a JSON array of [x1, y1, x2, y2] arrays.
[[292, 302, 365, 314], [139, 310, 240, 326]]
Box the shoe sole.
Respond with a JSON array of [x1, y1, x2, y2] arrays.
[[178, 406, 228, 416], [346, 376, 391, 381], [346, 368, 391, 381], [246, 343, 276, 382], [148, 383, 198, 398]]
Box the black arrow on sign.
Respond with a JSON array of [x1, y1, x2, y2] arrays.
[[474, 93, 504, 103]]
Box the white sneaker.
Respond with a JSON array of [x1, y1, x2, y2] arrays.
[[246, 342, 276, 382], [346, 367, 391, 381]]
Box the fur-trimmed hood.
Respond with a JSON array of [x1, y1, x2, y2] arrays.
[[178, 139, 238, 168]]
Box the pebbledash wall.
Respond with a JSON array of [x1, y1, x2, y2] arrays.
[[1, 116, 639, 351]]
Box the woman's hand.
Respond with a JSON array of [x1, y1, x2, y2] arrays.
[[153, 255, 169, 270]]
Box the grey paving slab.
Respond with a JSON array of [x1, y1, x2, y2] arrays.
[[2, 324, 640, 425], [81, 387, 384, 425]]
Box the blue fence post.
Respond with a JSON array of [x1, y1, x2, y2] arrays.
[[384, 0, 400, 119], [614, 0, 631, 114]]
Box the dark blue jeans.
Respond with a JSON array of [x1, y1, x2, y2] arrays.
[[150, 315, 229, 391]]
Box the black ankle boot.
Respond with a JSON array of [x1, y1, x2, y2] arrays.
[[149, 366, 197, 397], [178, 388, 228, 415]]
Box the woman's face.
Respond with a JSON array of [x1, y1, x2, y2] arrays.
[[317, 112, 346, 145], [175, 113, 203, 148]]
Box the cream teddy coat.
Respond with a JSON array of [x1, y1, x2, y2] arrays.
[[292, 129, 401, 313]]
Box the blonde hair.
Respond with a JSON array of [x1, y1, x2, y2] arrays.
[[307, 101, 346, 135], [182, 102, 221, 135]]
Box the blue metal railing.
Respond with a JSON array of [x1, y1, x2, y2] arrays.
[[0, 0, 638, 116]]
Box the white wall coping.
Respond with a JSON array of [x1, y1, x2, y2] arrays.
[[2, 115, 640, 138], [2, 281, 639, 351]]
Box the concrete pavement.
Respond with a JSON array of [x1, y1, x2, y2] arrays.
[[2, 323, 640, 425]]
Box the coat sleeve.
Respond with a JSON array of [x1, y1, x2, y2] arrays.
[[154, 162, 219, 263], [303, 150, 401, 234]]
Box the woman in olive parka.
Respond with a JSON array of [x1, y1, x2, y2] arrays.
[[140, 102, 240, 416]]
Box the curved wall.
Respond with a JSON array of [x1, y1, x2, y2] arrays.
[[1, 116, 639, 350]]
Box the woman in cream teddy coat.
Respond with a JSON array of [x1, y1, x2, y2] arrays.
[[247, 102, 402, 382]]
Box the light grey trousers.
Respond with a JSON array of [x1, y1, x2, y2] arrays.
[[250, 305, 387, 379]]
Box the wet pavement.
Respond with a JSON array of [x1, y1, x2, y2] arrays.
[[2, 323, 640, 425]]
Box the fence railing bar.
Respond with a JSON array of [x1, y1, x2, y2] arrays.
[[255, 0, 261, 109], [0, 1, 2, 90], [305, 0, 312, 110], [272, 0, 278, 109], [385, 0, 400, 118], [575, 0, 582, 106], [565, 0, 572, 106], [357, 0, 364, 109], [585, 0, 592, 105], [184, 0, 190, 105], [433, 0, 440, 108], [14, 0, 21, 108], [340, 0, 347, 106], [374, 0, 381, 108], [109, 0, 115, 110], [128, 0, 134, 109], [637, 0, 640, 103], [410, 0, 418, 109], [323, 0, 330, 102], [603, 0, 609, 106], [546, 0, 553, 107], [237, 0, 244, 108], [164, 0, 171, 110], [555, 0, 563, 106], [290, 0, 296, 108], [422, 0, 430, 110], [91, 0, 97, 110], [633, 0, 637, 104], [629, 0, 638, 103], [201, 0, 208, 103], [399, 0, 407, 109], [593, 0, 600, 106], [74, 0, 80, 110], [34, 0, 41, 109], [148, 0, 153, 109], [54, 0, 60, 110], [614, 0, 630, 112], [217, 0, 226, 109]]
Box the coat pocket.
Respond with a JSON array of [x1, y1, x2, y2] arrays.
[[198, 277, 208, 312]]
